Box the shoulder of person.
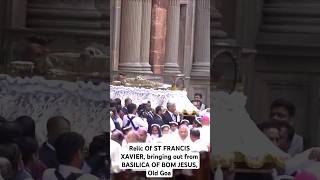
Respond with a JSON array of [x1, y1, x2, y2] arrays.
[[42, 168, 55, 179]]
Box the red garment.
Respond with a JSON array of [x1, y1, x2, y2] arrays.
[[29, 160, 47, 180], [294, 172, 317, 180]]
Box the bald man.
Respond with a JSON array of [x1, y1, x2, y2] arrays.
[[177, 125, 191, 144], [137, 127, 148, 143]]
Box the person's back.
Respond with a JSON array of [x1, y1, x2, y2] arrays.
[[42, 132, 99, 180]]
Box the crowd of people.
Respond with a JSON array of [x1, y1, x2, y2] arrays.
[[110, 93, 210, 176], [255, 98, 320, 179], [0, 116, 106, 180]]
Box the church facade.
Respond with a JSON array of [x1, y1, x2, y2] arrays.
[[110, 0, 210, 105]]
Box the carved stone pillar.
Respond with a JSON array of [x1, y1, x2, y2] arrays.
[[212, 0, 227, 39], [191, 0, 210, 76], [163, 0, 181, 74], [139, 0, 152, 73], [150, 0, 167, 74], [111, 0, 121, 71], [118, 0, 143, 72]]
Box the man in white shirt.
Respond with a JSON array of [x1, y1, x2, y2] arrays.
[[42, 132, 99, 180], [176, 125, 192, 144], [190, 128, 208, 152], [110, 138, 122, 174], [270, 98, 304, 156], [122, 103, 148, 131], [200, 116, 210, 147]]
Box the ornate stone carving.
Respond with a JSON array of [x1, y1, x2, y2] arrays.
[[0, 75, 107, 143]]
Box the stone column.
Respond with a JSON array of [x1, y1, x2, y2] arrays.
[[139, 0, 152, 73], [191, 0, 210, 76], [111, 0, 121, 71], [118, 0, 143, 72], [163, 0, 181, 74], [212, 0, 227, 39], [150, 0, 168, 74]]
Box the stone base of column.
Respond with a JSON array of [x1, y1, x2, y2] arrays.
[[139, 63, 153, 74], [118, 63, 153, 73], [191, 62, 210, 76], [163, 63, 181, 74]]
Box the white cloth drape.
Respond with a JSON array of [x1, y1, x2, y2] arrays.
[[110, 85, 199, 114]]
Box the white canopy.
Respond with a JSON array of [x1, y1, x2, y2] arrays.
[[212, 91, 289, 168], [110, 85, 199, 114]]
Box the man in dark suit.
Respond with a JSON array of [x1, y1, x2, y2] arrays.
[[152, 106, 165, 126], [162, 102, 180, 125], [121, 98, 132, 115], [39, 116, 71, 169]]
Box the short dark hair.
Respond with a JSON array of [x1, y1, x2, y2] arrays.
[[114, 98, 122, 106], [89, 134, 106, 157], [47, 116, 70, 131], [271, 98, 296, 117], [15, 116, 36, 138], [55, 132, 85, 165], [275, 121, 295, 143], [127, 103, 137, 114], [0, 122, 22, 143], [257, 121, 280, 132], [16, 137, 38, 165], [194, 93, 202, 99], [155, 106, 163, 114], [190, 128, 200, 138], [110, 100, 117, 108], [124, 98, 132, 105]]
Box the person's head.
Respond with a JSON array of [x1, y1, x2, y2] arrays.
[[167, 102, 176, 113], [55, 132, 86, 169], [117, 107, 124, 119], [190, 128, 200, 142], [276, 121, 295, 152], [201, 116, 210, 126], [169, 122, 178, 132], [151, 124, 161, 137], [270, 98, 296, 125], [46, 116, 71, 144], [175, 78, 184, 90], [127, 103, 137, 115], [155, 106, 165, 116], [111, 129, 124, 145], [161, 125, 170, 135], [110, 100, 117, 113], [15, 137, 39, 167], [0, 157, 13, 180], [180, 119, 189, 126], [0, 143, 22, 173], [137, 127, 148, 142], [191, 100, 202, 110], [124, 98, 132, 107], [0, 122, 22, 143], [89, 134, 106, 157], [194, 93, 202, 101], [15, 116, 36, 138], [178, 125, 189, 140], [126, 130, 139, 143], [146, 102, 152, 112], [258, 121, 280, 147], [114, 98, 122, 107]]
